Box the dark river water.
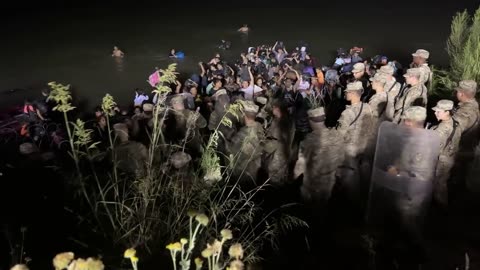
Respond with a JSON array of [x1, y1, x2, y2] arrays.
[[0, 2, 478, 110]]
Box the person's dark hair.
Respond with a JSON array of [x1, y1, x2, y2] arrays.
[[212, 78, 222, 86]]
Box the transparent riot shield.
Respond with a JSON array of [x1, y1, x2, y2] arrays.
[[366, 121, 441, 229]]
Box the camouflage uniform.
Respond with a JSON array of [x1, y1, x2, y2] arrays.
[[369, 92, 388, 122], [336, 82, 375, 202], [227, 121, 265, 186], [114, 141, 149, 177], [301, 108, 344, 205], [430, 99, 462, 206], [264, 117, 294, 185], [452, 80, 480, 192], [384, 80, 401, 121], [431, 118, 461, 205], [418, 64, 432, 86], [337, 101, 375, 159], [393, 69, 428, 124], [167, 109, 207, 156], [208, 91, 240, 145], [454, 98, 480, 148], [378, 65, 401, 122], [112, 123, 149, 177], [411, 49, 432, 86], [208, 91, 230, 131]]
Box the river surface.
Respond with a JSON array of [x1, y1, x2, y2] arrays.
[[0, 2, 478, 110]]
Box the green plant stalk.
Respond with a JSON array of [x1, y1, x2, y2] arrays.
[[105, 114, 118, 185], [147, 104, 167, 178], [64, 111, 80, 174], [86, 148, 117, 231]]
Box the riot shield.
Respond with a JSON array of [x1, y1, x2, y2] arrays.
[[366, 121, 441, 229]]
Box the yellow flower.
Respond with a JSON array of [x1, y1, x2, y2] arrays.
[[180, 238, 188, 245], [10, 264, 29, 270], [194, 257, 203, 269], [86, 258, 104, 270], [221, 229, 233, 241], [53, 252, 75, 270], [166, 242, 182, 252], [228, 244, 244, 260], [130, 256, 139, 263], [229, 259, 244, 270], [187, 210, 197, 217], [195, 214, 209, 226], [124, 248, 136, 259], [201, 247, 213, 258], [74, 258, 88, 270]]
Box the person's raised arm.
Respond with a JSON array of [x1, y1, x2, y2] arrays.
[[273, 41, 279, 52], [198, 62, 206, 77], [36, 109, 45, 121], [289, 66, 301, 90], [248, 66, 254, 87], [227, 64, 235, 76], [241, 53, 248, 65], [175, 80, 182, 94]]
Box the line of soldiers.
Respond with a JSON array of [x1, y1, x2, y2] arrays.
[[137, 49, 480, 211], [106, 48, 479, 215], [96, 47, 479, 269]]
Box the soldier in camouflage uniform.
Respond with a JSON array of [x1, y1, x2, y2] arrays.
[[378, 65, 401, 121], [351, 62, 372, 101], [227, 101, 265, 188], [393, 68, 428, 124], [368, 73, 389, 122], [336, 81, 375, 204], [165, 95, 207, 157], [264, 100, 294, 185], [410, 49, 432, 86], [208, 89, 230, 131], [112, 123, 148, 177], [300, 107, 344, 207], [453, 80, 480, 148], [431, 100, 462, 207], [452, 80, 480, 192]]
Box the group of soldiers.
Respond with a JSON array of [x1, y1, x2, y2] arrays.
[[107, 47, 479, 213], [86, 45, 480, 267]]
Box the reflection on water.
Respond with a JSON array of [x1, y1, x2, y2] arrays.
[[114, 57, 124, 72], [0, 5, 473, 110]]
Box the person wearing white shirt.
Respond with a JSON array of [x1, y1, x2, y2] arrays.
[[134, 90, 149, 107], [240, 66, 262, 100]]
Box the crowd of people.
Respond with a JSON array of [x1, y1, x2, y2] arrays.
[[11, 40, 480, 268]]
